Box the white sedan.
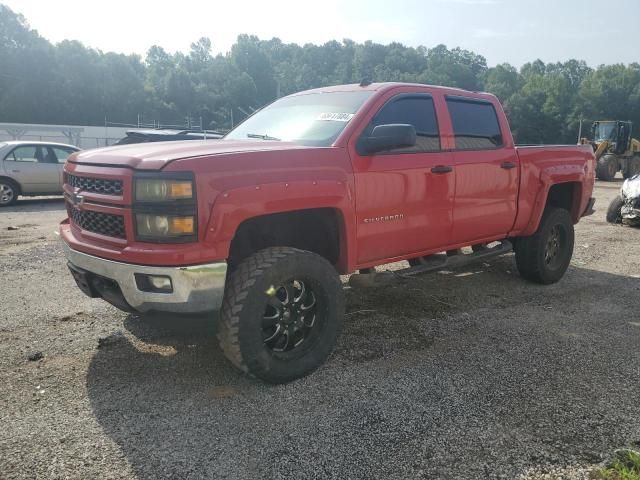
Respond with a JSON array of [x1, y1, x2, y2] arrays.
[[0, 141, 80, 206]]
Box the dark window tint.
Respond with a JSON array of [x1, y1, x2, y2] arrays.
[[370, 96, 440, 152], [446, 98, 503, 150]]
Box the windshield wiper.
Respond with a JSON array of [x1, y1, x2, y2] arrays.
[[247, 133, 281, 141]]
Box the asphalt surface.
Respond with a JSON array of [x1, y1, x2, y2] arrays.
[[1, 182, 639, 479]]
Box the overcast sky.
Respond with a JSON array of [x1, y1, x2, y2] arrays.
[[4, 0, 639, 67]]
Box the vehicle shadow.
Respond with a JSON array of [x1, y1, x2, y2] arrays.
[[3, 196, 65, 213], [86, 257, 640, 479]]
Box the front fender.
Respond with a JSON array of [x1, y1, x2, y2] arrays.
[[204, 180, 356, 272]]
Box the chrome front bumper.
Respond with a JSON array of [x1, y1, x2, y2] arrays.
[[62, 243, 227, 313]]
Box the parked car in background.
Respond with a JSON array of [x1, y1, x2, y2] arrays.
[[114, 129, 224, 145], [606, 174, 640, 226], [0, 141, 80, 206]]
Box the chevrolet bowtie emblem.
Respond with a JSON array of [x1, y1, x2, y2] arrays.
[[70, 188, 85, 208]]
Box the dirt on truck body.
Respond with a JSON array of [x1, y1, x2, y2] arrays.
[[59, 82, 595, 383]]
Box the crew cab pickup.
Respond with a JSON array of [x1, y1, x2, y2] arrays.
[[60, 82, 595, 383]]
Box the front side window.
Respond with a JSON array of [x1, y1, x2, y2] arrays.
[[365, 95, 440, 153], [446, 98, 503, 150], [593, 122, 616, 142], [225, 91, 373, 147]]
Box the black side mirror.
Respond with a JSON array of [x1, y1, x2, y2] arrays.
[[357, 124, 417, 155]]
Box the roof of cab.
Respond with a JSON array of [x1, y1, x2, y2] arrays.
[[288, 82, 496, 101]]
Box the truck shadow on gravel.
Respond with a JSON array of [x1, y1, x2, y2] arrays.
[[85, 256, 640, 479]]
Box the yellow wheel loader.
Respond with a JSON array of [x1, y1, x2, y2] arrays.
[[580, 121, 640, 181]]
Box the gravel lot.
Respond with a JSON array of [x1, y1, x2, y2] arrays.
[[1, 182, 639, 479]]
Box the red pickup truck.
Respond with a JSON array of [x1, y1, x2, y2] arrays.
[[60, 82, 595, 383]]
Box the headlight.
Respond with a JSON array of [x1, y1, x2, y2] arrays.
[[135, 178, 194, 202], [133, 174, 197, 243], [136, 214, 196, 238]]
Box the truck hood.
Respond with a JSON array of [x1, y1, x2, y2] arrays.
[[69, 139, 310, 170]]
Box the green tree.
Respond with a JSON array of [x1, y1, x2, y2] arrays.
[[2, 1, 640, 144]]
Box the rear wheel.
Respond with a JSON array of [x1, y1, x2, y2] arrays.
[[596, 155, 618, 181], [217, 247, 344, 384], [514, 208, 574, 285], [0, 179, 18, 206], [606, 195, 624, 224]]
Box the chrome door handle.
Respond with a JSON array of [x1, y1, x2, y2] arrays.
[[501, 162, 516, 169]]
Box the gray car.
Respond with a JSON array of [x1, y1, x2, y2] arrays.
[[0, 141, 80, 206]]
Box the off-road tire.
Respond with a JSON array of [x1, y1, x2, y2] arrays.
[[514, 207, 574, 285], [0, 178, 19, 206], [606, 195, 624, 224], [596, 155, 618, 181], [217, 247, 344, 384]]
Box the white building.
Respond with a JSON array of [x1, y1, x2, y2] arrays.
[[0, 122, 129, 148]]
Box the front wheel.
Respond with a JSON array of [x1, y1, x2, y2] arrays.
[[217, 247, 344, 384], [0, 179, 18, 206], [606, 195, 624, 224], [514, 208, 574, 285]]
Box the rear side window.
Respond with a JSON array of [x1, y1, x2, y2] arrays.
[[6, 146, 39, 162], [369, 95, 440, 153], [446, 98, 503, 150]]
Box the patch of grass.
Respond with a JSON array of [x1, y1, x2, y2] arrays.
[[596, 450, 640, 480]]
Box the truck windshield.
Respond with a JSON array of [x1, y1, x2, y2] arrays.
[[594, 122, 616, 141], [225, 91, 373, 147]]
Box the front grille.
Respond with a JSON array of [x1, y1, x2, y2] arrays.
[[66, 174, 123, 196], [68, 206, 126, 239]]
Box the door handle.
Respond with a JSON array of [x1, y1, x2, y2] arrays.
[[501, 161, 516, 169], [11, 170, 20, 173], [431, 165, 453, 174]]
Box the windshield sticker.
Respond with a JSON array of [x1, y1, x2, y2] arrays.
[[317, 112, 354, 122]]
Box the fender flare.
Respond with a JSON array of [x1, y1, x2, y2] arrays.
[[204, 179, 355, 272], [518, 165, 585, 237]]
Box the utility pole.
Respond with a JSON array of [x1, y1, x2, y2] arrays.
[[577, 114, 583, 143]]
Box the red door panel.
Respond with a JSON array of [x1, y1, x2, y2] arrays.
[[450, 149, 519, 244], [353, 152, 455, 265]]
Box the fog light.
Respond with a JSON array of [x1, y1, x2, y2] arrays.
[[149, 276, 172, 291], [135, 274, 173, 293]]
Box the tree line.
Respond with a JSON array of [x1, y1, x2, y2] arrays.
[[1, 4, 639, 144]]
